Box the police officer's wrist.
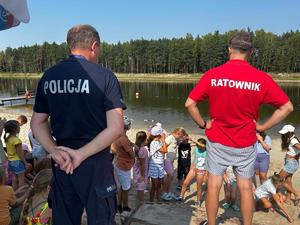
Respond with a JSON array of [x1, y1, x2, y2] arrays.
[[199, 120, 207, 129]]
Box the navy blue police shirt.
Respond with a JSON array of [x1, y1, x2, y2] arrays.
[[34, 55, 126, 150]]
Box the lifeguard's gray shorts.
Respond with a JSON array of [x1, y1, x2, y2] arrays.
[[205, 140, 257, 179]]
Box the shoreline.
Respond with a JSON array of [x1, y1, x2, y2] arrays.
[[1, 72, 300, 83]]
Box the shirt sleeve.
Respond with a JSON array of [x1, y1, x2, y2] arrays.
[[188, 72, 211, 102], [33, 77, 49, 114], [12, 137, 22, 146], [262, 76, 289, 108], [104, 73, 127, 111], [290, 138, 299, 146]]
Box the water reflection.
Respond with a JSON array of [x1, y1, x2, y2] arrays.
[[0, 78, 299, 136]]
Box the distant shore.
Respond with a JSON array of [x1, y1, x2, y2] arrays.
[[1, 72, 300, 83]]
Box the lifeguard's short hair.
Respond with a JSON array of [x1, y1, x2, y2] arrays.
[[228, 31, 253, 53]]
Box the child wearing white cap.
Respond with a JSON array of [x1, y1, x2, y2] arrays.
[[147, 124, 167, 203], [278, 124, 300, 205]]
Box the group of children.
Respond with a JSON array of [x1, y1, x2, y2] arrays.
[[0, 115, 52, 225], [253, 125, 300, 223], [112, 118, 236, 214], [112, 118, 300, 223], [1, 113, 299, 224]]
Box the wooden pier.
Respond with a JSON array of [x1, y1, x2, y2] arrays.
[[0, 95, 35, 106]]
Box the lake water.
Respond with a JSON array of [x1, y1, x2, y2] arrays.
[[0, 77, 300, 137]]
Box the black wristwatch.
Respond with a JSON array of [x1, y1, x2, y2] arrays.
[[199, 120, 207, 129]]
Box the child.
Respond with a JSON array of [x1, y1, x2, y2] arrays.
[[254, 131, 272, 186], [4, 120, 30, 190], [223, 166, 240, 211], [133, 131, 149, 204], [16, 115, 28, 126], [0, 117, 8, 171], [28, 130, 48, 160], [111, 116, 135, 213], [20, 169, 52, 225], [255, 173, 293, 223], [162, 127, 187, 201], [0, 166, 27, 225], [179, 138, 207, 206], [177, 136, 192, 191], [148, 124, 167, 203], [278, 124, 300, 205]]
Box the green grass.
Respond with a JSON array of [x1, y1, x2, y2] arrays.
[[1, 72, 300, 82], [0, 72, 41, 78]]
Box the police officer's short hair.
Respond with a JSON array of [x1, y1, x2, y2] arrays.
[[228, 31, 253, 53], [67, 24, 100, 51]]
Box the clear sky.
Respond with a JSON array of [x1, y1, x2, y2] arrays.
[[0, 0, 300, 50]]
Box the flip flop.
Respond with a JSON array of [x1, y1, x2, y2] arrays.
[[199, 220, 208, 225]]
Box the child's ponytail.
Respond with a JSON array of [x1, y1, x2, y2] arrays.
[[3, 120, 20, 143]]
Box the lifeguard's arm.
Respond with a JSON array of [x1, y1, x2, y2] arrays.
[[256, 101, 293, 132], [185, 98, 207, 128], [272, 193, 293, 222]]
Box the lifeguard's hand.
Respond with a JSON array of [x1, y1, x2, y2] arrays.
[[206, 120, 212, 129], [56, 146, 86, 174], [51, 150, 73, 173], [256, 122, 264, 132]]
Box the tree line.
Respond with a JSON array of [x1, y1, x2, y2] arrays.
[[0, 29, 300, 74]]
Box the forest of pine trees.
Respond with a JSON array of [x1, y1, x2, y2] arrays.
[[0, 29, 299, 74]]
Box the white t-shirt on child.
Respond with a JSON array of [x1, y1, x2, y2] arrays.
[[150, 140, 164, 164], [254, 178, 276, 199], [165, 135, 177, 161], [287, 136, 300, 157]]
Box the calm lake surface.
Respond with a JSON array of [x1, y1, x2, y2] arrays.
[[0, 77, 299, 137]]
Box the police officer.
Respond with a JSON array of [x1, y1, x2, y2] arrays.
[[31, 24, 126, 225]]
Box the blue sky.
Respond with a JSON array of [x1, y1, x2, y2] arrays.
[[0, 0, 300, 50]]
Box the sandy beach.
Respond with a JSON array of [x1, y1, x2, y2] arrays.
[[0, 110, 299, 225]]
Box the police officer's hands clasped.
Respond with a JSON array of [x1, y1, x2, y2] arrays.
[[51, 149, 74, 174], [55, 146, 87, 174]]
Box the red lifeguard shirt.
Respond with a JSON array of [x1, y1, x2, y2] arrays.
[[189, 59, 289, 148]]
